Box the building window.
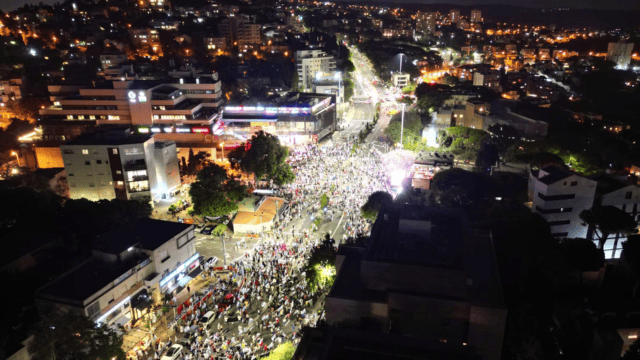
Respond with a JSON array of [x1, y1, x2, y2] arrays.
[[82, 149, 89, 155], [570, 181, 578, 186], [626, 191, 633, 200], [96, 160, 102, 164], [112, 149, 118, 155], [63, 149, 74, 155], [85, 161, 90, 165], [536, 206, 573, 214], [116, 170, 122, 175], [548, 220, 570, 226], [68, 173, 74, 176], [117, 181, 124, 186]]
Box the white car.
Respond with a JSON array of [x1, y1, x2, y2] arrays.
[[161, 344, 183, 360], [200, 311, 216, 327]]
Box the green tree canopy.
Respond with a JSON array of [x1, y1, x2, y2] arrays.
[[263, 342, 296, 360], [360, 191, 393, 221], [580, 206, 637, 249], [431, 168, 495, 208], [228, 131, 295, 186], [189, 163, 247, 217], [29, 311, 125, 360]]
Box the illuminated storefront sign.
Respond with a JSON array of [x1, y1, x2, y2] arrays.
[[128, 91, 148, 104], [192, 127, 210, 134], [224, 106, 311, 115], [250, 122, 272, 128], [159, 253, 200, 288], [176, 127, 190, 133], [163, 127, 173, 133], [138, 127, 149, 133], [150, 127, 161, 133]]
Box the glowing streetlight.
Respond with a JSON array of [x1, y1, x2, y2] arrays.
[[11, 151, 20, 166]]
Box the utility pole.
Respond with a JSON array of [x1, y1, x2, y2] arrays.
[[222, 236, 227, 266], [400, 103, 406, 146]]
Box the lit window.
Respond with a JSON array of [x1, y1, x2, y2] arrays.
[[82, 149, 89, 155]]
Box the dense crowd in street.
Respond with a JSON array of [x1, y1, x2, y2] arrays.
[[128, 140, 393, 360], [130, 240, 324, 360], [276, 141, 393, 242]]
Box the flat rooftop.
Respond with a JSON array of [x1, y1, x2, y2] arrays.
[[63, 128, 153, 146], [363, 205, 466, 268], [94, 219, 192, 253], [37, 257, 146, 303]]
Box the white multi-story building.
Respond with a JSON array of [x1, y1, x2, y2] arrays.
[[296, 50, 337, 91], [38, 77, 223, 145], [607, 42, 634, 69], [470, 9, 482, 23], [392, 72, 410, 88], [594, 177, 640, 259], [61, 127, 181, 202], [449, 8, 460, 23], [529, 167, 597, 238], [35, 219, 198, 328]]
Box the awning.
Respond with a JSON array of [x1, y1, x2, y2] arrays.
[[177, 275, 192, 287], [113, 314, 131, 328], [134, 298, 152, 311], [188, 266, 203, 278]]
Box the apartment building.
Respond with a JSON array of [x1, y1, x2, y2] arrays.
[[593, 177, 640, 259], [470, 9, 482, 23], [473, 70, 501, 92], [449, 8, 460, 23], [35, 219, 197, 328], [38, 76, 223, 146], [128, 28, 160, 48], [607, 42, 634, 69], [99, 53, 128, 71], [296, 50, 336, 91], [392, 72, 410, 88], [238, 23, 262, 45], [60, 127, 180, 202], [204, 37, 227, 53], [324, 205, 507, 360], [0, 77, 24, 103], [529, 167, 597, 238]]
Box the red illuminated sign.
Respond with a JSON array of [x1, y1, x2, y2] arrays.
[[192, 127, 210, 134]]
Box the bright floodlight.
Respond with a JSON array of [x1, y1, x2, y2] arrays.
[[390, 169, 405, 186]]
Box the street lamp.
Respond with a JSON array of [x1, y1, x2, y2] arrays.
[[11, 151, 20, 166], [398, 53, 406, 73]]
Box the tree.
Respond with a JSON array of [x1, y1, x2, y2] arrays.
[[304, 234, 337, 292], [212, 224, 228, 236], [320, 193, 330, 209], [228, 131, 294, 185], [431, 168, 495, 209], [360, 191, 393, 221], [190, 187, 239, 217], [263, 342, 296, 360], [189, 163, 247, 217], [623, 338, 640, 360], [580, 206, 637, 250], [29, 311, 125, 360]]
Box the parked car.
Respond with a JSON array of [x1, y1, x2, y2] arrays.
[[206, 256, 219, 266], [201, 225, 214, 235], [200, 311, 216, 327], [161, 345, 183, 360], [195, 224, 205, 232]]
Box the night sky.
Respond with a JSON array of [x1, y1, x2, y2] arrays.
[[0, 0, 639, 13]]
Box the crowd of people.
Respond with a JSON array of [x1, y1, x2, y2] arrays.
[[277, 141, 392, 241], [132, 240, 323, 360], [130, 139, 393, 360]]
